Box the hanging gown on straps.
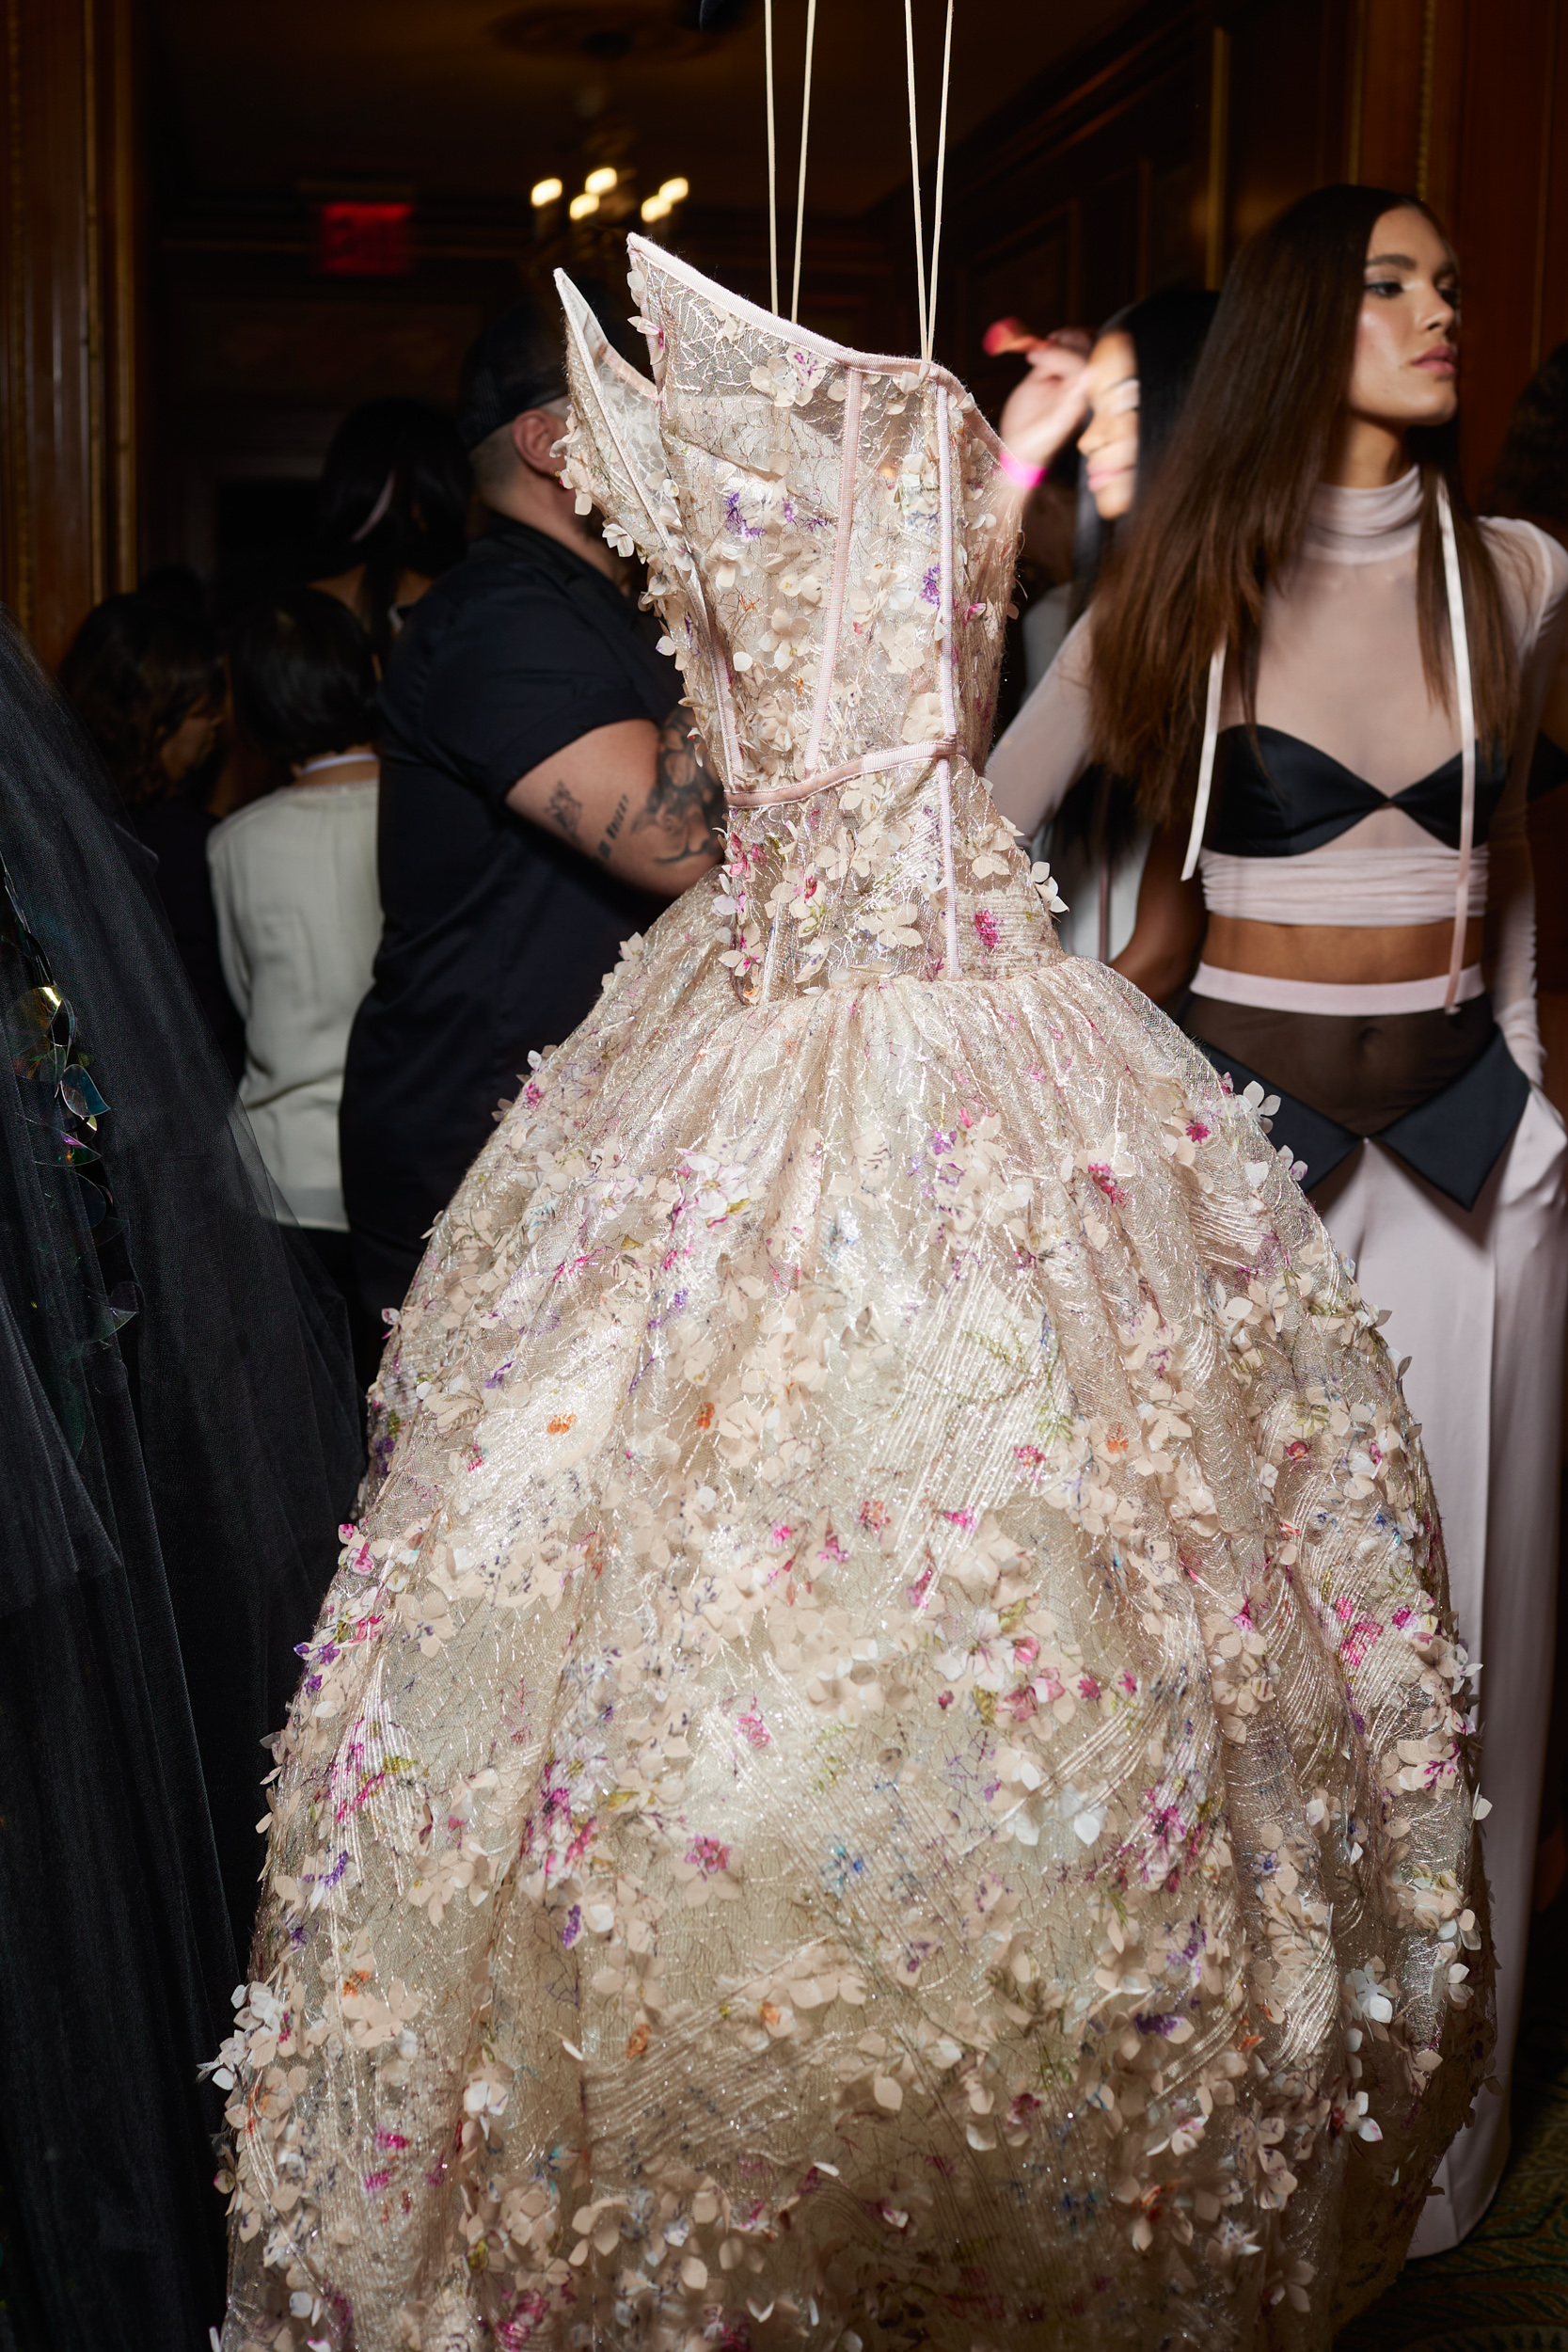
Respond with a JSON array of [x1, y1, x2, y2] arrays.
[[218, 246, 1489, 2352]]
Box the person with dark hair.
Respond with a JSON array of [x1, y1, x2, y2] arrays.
[[209, 588, 383, 1378], [136, 561, 211, 624], [338, 290, 725, 1331], [990, 185, 1568, 2249], [309, 396, 473, 664], [994, 289, 1218, 961], [0, 610, 360, 2348], [58, 591, 244, 1077]]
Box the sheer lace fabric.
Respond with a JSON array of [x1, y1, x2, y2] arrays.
[[219, 244, 1487, 2352]]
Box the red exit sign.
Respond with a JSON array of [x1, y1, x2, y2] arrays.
[[316, 201, 413, 277]]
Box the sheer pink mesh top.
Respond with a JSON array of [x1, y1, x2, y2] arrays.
[[987, 469, 1568, 1073]]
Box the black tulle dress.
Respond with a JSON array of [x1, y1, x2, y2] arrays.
[[0, 618, 361, 2351]]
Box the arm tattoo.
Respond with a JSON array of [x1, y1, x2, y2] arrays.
[[545, 777, 583, 845], [629, 710, 726, 868], [595, 794, 631, 863]]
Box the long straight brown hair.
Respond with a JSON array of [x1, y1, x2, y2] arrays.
[[1087, 184, 1518, 825]]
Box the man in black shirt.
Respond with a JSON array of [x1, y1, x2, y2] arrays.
[[340, 296, 721, 1323]]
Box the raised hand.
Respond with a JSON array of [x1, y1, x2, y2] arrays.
[[997, 327, 1094, 477]]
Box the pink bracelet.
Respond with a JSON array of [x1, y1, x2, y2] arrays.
[[997, 445, 1045, 491]]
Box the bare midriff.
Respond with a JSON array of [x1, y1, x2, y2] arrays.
[[1201, 912, 1485, 984]]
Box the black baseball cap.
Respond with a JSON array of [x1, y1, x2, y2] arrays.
[[456, 278, 643, 453], [455, 297, 569, 453]]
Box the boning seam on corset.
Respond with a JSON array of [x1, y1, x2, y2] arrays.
[[802, 367, 863, 779], [560, 284, 746, 795], [935, 383, 960, 977]]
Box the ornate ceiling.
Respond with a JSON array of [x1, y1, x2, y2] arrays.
[[147, 0, 1132, 218]]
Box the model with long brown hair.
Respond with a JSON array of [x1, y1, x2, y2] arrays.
[[989, 183, 1568, 2252]]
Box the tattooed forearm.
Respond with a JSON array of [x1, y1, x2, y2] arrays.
[[595, 793, 631, 863], [630, 710, 726, 868], [545, 777, 583, 845]]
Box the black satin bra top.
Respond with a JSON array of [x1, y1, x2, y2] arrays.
[[1207, 724, 1509, 858]]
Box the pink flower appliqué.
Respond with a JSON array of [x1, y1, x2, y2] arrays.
[[1338, 1620, 1385, 1674], [686, 1836, 731, 1877], [973, 907, 1000, 951], [736, 1701, 771, 1750]]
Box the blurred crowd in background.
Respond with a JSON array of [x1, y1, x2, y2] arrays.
[[53, 300, 1568, 1406]]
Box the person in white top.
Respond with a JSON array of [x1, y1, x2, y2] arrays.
[[988, 184, 1568, 2253], [209, 586, 383, 1375]]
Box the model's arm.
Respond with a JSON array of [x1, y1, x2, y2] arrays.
[[1109, 823, 1207, 1004], [1488, 535, 1568, 1082], [507, 709, 725, 896], [985, 613, 1096, 836]]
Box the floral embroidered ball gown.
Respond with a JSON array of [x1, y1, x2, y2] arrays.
[[218, 241, 1490, 2352]]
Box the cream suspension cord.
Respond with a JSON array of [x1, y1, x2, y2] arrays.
[[903, 0, 956, 367], [763, 1, 955, 348], [762, 0, 817, 325], [790, 0, 817, 323], [763, 0, 780, 313]]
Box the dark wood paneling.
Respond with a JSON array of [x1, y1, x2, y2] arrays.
[[0, 0, 142, 663], [131, 0, 1568, 570], [1446, 0, 1562, 483], [1348, 0, 1568, 491], [1543, 1, 1568, 370], [930, 1, 1210, 418], [1226, 0, 1354, 249], [1354, 0, 1426, 189]]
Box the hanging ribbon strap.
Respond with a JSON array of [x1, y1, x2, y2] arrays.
[[903, 0, 955, 366], [789, 0, 817, 324], [763, 0, 779, 314], [1180, 645, 1227, 882], [1437, 479, 1476, 1015]]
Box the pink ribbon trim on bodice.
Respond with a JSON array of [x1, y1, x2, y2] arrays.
[[725, 736, 960, 811]]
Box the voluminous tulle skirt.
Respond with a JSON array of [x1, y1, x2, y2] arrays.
[[218, 882, 1488, 2352]]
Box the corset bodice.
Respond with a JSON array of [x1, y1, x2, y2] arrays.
[[559, 242, 1059, 1001], [559, 241, 1016, 802]]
